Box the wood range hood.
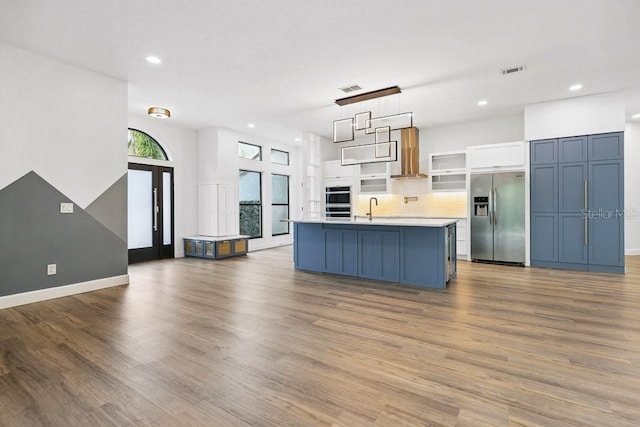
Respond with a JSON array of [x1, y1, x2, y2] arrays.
[[391, 127, 428, 179]]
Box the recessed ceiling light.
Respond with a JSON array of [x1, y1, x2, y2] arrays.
[[632, 113, 640, 119], [477, 100, 488, 106], [569, 84, 583, 91], [145, 56, 162, 65], [247, 123, 255, 128], [294, 137, 301, 142]]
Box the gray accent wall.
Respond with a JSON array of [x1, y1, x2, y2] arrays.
[[86, 174, 127, 242], [0, 171, 127, 297]]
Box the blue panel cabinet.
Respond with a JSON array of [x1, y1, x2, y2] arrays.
[[558, 213, 588, 265], [530, 132, 624, 273], [294, 223, 325, 271], [589, 216, 625, 270], [588, 132, 624, 161], [558, 162, 587, 212], [400, 227, 446, 288], [531, 213, 558, 263], [530, 139, 558, 164], [531, 164, 558, 212], [324, 227, 357, 276], [358, 229, 400, 282], [559, 136, 588, 162]]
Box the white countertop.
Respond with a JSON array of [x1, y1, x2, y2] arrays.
[[290, 217, 458, 227]]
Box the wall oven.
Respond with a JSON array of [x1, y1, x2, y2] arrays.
[[325, 185, 351, 219]]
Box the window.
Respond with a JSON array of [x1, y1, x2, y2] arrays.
[[128, 129, 168, 160], [239, 142, 262, 161], [272, 174, 289, 236], [271, 149, 289, 165], [239, 170, 262, 238]]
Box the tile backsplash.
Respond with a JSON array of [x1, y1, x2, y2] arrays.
[[354, 180, 468, 218]]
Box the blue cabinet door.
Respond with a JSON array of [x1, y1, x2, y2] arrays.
[[558, 213, 588, 264], [589, 159, 624, 211], [530, 139, 557, 164], [588, 158, 624, 270], [400, 227, 445, 288], [588, 132, 624, 161], [559, 136, 588, 162], [358, 230, 400, 282], [324, 228, 357, 276], [589, 216, 625, 270], [294, 223, 324, 272], [531, 213, 558, 262], [530, 164, 557, 212], [558, 162, 587, 212]]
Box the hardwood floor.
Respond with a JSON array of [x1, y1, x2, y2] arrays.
[[2, 248, 640, 426]]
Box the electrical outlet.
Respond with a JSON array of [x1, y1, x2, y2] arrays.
[[60, 202, 74, 213], [47, 264, 56, 275]]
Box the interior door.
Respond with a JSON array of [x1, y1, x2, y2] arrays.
[[128, 163, 174, 263]]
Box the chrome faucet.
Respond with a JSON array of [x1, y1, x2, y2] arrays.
[[366, 197, 378, 222]]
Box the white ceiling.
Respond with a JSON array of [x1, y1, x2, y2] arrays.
[[2, 0, 640, 144]]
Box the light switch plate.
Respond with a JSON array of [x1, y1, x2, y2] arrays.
[[60, 202, 74, 213], [47, 264, 56, 275]]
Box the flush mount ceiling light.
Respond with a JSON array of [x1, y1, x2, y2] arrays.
[[478, 100, 488, 106], [247, 123, 256, 128], [569, 84, 583, 91], [145, 55, 162, 64], [147, 107, 170, 119], [335, 85, 401, 106]]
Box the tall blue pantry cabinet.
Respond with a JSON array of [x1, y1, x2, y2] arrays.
[[530, 132, 624, 273]]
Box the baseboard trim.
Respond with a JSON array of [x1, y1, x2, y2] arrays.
[[626, 249, 640, 256], [0, 274, 129, 310]]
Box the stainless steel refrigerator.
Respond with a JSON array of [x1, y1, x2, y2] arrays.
[[470, 172, 525, 265]]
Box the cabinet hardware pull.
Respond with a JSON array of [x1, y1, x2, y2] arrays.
[[584, 217, 588, 246], [583, 180, 588, 210]]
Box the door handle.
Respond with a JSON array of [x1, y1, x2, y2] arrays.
[[153, 187, 158, 232], [584, 216, 588, 246], [583, 180, 588, 210]]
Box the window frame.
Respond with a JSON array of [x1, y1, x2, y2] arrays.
[[270, 148, 290, 165], [271, 173, 290, 236], [128, 128, 168, 161], [239, 169, 262, 239], [238, 141, 263, 161]]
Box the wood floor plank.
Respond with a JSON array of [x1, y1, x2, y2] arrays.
[[1, 249, 640, 426]]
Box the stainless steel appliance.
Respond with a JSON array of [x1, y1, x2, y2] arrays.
[[471, 172, 525, 265], [325, 185, 351, 219]]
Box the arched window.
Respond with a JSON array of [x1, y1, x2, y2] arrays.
[[128, 129, 168, 160]]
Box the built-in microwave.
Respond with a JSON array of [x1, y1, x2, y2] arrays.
[[325, 185, 351, 219]]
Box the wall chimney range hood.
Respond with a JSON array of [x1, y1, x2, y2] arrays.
[[391, 127, 428, 179]]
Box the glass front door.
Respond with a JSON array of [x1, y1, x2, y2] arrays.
[[127, 163, 174, 263]]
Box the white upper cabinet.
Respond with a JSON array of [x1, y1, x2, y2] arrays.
[[323, 160, 354, 181], [469, 141, 525, 170], [429, 150, 467, 192]]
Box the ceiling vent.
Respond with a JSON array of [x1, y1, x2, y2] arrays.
[[339, 84, 362, 93], [501, 65, 526, 75]]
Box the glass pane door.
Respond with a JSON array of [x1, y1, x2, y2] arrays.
[[128, 163, 174, 263]]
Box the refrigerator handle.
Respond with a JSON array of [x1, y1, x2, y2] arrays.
[[492, 186, 497, 225]]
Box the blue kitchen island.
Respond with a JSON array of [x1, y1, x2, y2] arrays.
[[292, 218, 457, 290]]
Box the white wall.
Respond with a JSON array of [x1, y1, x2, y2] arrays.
[[421, 115, 525, 155], [128, 114, 198, 257], [198, 127, 302, 251], [524, 92, 625, 141], [0, 42, 126, 207], [625, 122, 640, 255]]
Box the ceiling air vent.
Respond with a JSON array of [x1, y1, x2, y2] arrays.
[[339, 84, 362, 93], [501, 65, 526, 75]]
